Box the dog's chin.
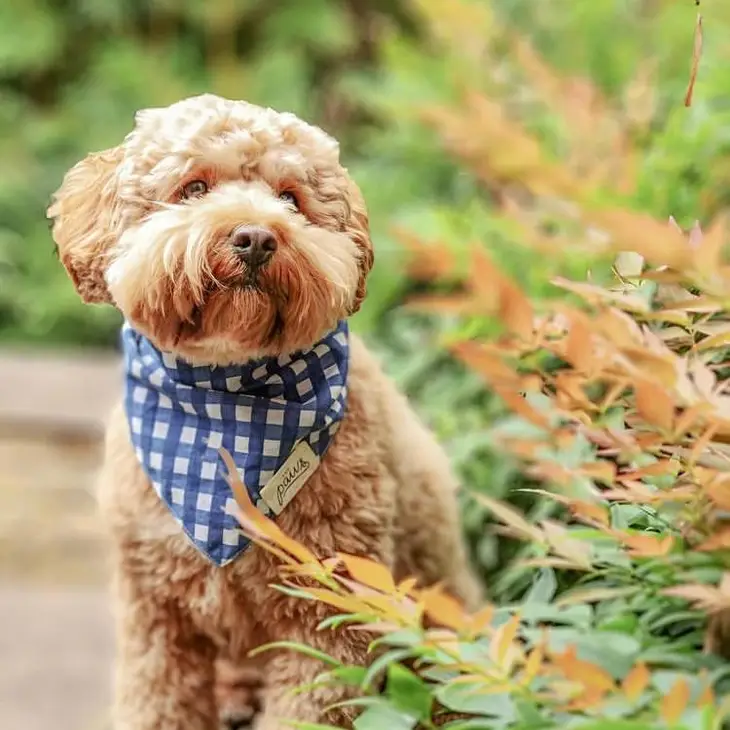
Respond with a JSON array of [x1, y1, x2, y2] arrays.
[[131, 275, 347, 366]]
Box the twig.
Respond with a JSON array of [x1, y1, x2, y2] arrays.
[[684, 12, 703, 107]]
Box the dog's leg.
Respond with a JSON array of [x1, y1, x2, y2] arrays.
[[112, 564, 218, 730], [395, 462, 483, 611], [379, 395, 483, 610], [251, 521, 393, 727], [256, 628, 371, 730], [215, 655, 264, 729]]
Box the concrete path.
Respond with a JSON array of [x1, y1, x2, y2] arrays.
[[0, 348, 120, 730], [0, 587, 113, 730]]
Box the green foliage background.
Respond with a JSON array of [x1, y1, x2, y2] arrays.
[[3, 0, 730, 590]]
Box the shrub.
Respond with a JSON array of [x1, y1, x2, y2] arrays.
[[352, 0, 730, 585]]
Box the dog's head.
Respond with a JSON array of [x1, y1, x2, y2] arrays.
[[48, 94, 373, 364]]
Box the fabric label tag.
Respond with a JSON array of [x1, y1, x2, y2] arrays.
[[260, 440, 320, 515]]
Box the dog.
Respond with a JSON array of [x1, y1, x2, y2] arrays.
[[48, 94, 482, 730]]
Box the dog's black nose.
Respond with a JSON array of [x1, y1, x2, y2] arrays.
[[231, 226, 277, 268], [220, 713, 254, 730]]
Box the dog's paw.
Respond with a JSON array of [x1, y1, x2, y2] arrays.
[[216, 658, 264, 730]]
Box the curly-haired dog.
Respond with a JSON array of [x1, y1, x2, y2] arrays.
[[48, 94, 481, 730]]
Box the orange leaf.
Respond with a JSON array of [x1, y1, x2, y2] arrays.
[[704, 474, 730, 510], [580, 460, 617, 485], [620, 459, 679, 481], [494, 384, 552, 430], [589, 208, 691, 271], [220, 449, 317, 565], [469, 249, 534, 339], [491, 613, 521, 668], [304, 588, 369, 615], [634, 379, 674, 432], [397, 577, 419, 596], [420, 587, 468, 631], [663, 583, 730, 612], [696, 527, 730, 552], [469, 248, 501, 311], [501, 280, 534, 340], [616, 531, 674, 557], [622, 662, 650, 702], [561, 688, 609, 712], [552, 645, 615, 694], [660, 677, 690, 725], [620, 347, 678, 388], [673, 404, 707, 438], [570, 500, 610, 527], [355, 593, 413, 623], [594, 307, 642, 349], [338, 553, 396, 593], [698, 679, 715, 707], [694, 421, 726, 465], [395, 227, 456, 280], [522, 641, 545, 685], [563, 312, 596, 372], [552, 277, 650, 313], [474, 493, 546, 544], [451, 341, 517, 384], [469, 604, 495, 634], [698, 329, 730, 351], [541, 520, 594, 569]]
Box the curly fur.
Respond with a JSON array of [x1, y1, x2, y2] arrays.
[[49, 94, 481, 730]]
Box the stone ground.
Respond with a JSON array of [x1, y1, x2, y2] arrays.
[[0, 348, 121, 730]]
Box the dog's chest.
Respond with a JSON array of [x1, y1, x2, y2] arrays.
[[184, 553, 261, 651]]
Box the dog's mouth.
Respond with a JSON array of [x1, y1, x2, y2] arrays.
[[171, 278, 288, 348], [173, 304, 203, 347], [237, 274, 262, 291]]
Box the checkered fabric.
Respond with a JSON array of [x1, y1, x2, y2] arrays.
[[121, 320, 349, 566]]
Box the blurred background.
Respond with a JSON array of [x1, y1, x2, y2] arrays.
[[0, 0, 728, 728]]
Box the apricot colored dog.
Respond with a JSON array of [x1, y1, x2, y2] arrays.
[[49, 94, 480, 730]]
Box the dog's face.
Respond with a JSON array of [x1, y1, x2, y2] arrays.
[[48, 94, 373, 364]]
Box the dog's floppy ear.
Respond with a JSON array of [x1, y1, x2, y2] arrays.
[[344, 179, 374, 315], [48, 145, 125, 304]]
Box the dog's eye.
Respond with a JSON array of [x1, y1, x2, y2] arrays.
[[181, 180, 208, 198], [279, 190, 298, 208]]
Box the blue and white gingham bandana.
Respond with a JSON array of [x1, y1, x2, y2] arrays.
[[121, 321, 349, 566]]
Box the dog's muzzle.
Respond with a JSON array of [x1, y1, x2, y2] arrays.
[[231, 225, 277, 271]]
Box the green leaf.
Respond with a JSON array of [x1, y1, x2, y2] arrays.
[[317, 613, 371, 631], [513, 603, 593, 629], [436, 682, 516, 722], [362, 649, 415, 691], [353, 704, 419, 730], [571, 722, 668, 730], [439, 721, 502, 730], [524, 567, 557, 604], [647, 611, 703, 633], [249, 641, 341, 667], [372, 630, 424, 649], [385, 664, 432, 722], [325, 665, 369, 688]]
